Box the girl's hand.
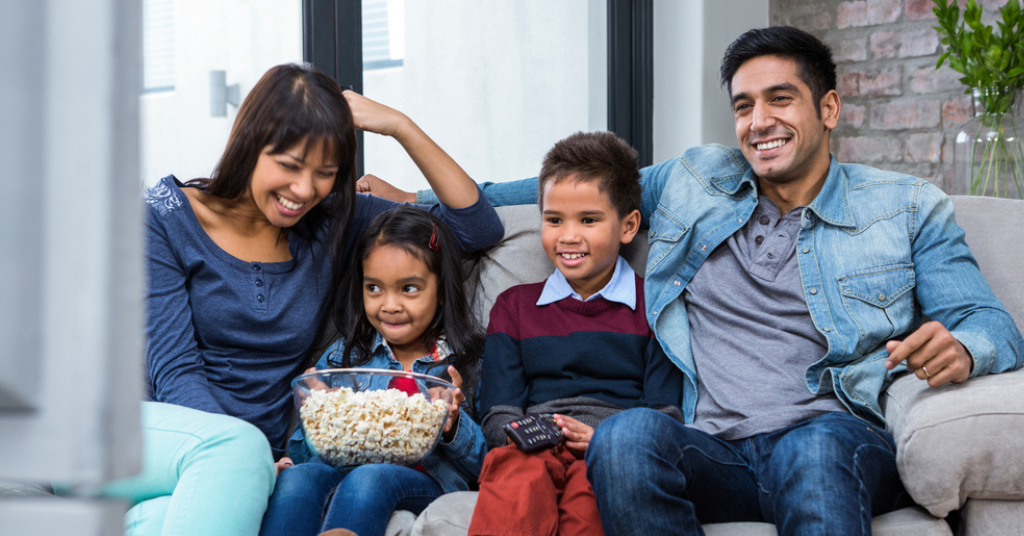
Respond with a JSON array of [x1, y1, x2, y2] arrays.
[[441, 366, 464, 442], [301, 367, 329, 391], [343, 90, 409, 139], [274, 456, 294, 476], [554, 414, 594, 455]]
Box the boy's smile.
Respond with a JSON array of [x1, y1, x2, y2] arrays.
[[540, 177, 640, 301]]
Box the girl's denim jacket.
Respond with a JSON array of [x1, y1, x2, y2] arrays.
[[425, 144, 1024, 432], [288, 333, 487, 493]]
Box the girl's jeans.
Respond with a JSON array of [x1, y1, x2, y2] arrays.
[[585, 409, 909, 536], [260, 462, 443, 536]]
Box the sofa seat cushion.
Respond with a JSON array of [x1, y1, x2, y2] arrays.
[[405, 492, 951, 536], [884, 368, 1024, 517]]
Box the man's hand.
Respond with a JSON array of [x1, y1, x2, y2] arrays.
[[885, 320, 973, 387], [554, 414, 594, 455], [356, 174, 417, 204]]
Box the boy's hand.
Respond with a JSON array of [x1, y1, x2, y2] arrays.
[[554, 414, 594, 455], [440, 366, 464, 442]]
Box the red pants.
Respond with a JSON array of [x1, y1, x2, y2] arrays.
[[468, 444, 605, 536]]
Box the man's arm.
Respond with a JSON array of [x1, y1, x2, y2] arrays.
[[885, 185, 1024, 386], [370, 155, 682, 221]]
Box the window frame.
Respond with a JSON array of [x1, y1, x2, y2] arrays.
[[301, 0, 654, 173]]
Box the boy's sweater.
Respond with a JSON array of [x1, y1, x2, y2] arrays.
[[479, 274, 685, 448]]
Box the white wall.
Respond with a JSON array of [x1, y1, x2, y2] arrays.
[[652, 0, 768, 163], [362, 0, 607, 190], [140, 0, 303, 187]]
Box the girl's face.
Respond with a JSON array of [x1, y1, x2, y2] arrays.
[[248, 138, 338, 228], [362, 243, 439, 361]]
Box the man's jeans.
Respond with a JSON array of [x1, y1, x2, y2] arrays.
[[585, 409, 909, 536]]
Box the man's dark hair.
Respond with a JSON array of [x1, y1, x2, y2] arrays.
[[537, 131, 641, 218], [720, 26, 837, 112]]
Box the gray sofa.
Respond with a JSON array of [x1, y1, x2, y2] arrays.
[[386, 196, 1024, 536]]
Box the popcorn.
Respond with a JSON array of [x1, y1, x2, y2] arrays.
[[300, 386, 448, 466]]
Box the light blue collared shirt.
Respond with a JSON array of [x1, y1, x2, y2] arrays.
[[537, 256, 636, 310]]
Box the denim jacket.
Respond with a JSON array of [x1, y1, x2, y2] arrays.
[[429, 144, 1024, 432], [288, 333, 487, 493]]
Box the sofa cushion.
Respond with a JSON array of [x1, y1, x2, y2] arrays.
[[885, 368, 1024, 517], [406, 492, 951, 536]]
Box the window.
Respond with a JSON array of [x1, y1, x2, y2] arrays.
[[143, 0, 175, 93], [363, 0, 404, 70]]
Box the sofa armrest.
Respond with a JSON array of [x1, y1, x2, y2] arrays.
[[883, 368, 1024, 517]]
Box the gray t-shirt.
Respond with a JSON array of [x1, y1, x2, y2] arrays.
[[685, 196, 846, 440]]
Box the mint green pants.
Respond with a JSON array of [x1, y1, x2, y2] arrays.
[[102, 402, 277, 536]]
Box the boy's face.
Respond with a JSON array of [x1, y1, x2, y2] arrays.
[[540, 176, 640, 301]]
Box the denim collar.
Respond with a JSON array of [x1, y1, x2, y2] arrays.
[[536, 256, 636, 310], [702, 149, 856, 229], [368, 331, 451, 364]]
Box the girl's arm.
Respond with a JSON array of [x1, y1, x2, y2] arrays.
[[344, 91, 479, 209]]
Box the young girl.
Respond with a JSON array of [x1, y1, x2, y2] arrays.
[[259, 206, 488, 536]]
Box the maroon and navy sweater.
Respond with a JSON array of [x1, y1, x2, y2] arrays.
[[479, 275, 685, 448]]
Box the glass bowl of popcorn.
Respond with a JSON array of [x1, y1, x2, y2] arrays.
[[292, 368, 455, 468]]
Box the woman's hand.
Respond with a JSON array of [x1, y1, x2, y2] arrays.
[[341, 90, 478, 208], [554, 414, 594, 455], [274, 456, 294, 476], [441, 366, 464, 442], [343, 90, 410, 139]]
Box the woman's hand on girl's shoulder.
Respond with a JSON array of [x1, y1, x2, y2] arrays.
[[439, 365, 464, 442], [343, 90, 410, 139]]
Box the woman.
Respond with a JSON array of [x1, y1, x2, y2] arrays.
[[117, 63, 502, 536]]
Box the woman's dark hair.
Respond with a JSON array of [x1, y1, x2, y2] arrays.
[[330, 206, 485, 405], [720, 26, 837, 116], [188, 63, 358, 243]]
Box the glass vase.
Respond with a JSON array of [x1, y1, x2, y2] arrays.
[[951, 87, 1024, 199]]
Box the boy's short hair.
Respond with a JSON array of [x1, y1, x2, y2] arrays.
[[537, 131, 641, 218]]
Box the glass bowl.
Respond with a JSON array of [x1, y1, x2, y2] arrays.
[[291, 368, 455, 468]]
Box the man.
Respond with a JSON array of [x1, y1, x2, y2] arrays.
[[359, 26, 1024, 535]]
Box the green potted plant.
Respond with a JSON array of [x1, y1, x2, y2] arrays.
[[933, 0, 1024, 198]]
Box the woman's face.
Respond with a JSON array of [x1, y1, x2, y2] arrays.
[[248, 139, 338, 228]]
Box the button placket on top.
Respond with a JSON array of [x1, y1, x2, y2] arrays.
[[251, 262, 268, 311]]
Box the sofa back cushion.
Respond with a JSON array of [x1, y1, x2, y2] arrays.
[[950, 196, 1024, 330]]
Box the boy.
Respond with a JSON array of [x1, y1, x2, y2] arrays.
[[468, 131, 685, 536]]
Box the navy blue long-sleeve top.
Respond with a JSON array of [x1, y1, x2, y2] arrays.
[[143, 176, 503, 457]]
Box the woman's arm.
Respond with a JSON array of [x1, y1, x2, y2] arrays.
[[344, 91, 479, 208], [145, 205, 225, 414]]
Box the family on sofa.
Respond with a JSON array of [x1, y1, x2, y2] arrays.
[[122, 25, 1023, 536]]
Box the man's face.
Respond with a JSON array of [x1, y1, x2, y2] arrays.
[[730, 55, 838, 187]]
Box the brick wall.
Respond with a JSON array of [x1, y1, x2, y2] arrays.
[[769, 0, 1012, 189]]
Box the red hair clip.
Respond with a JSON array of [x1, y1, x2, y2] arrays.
[[429, 223, 440, 251]]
